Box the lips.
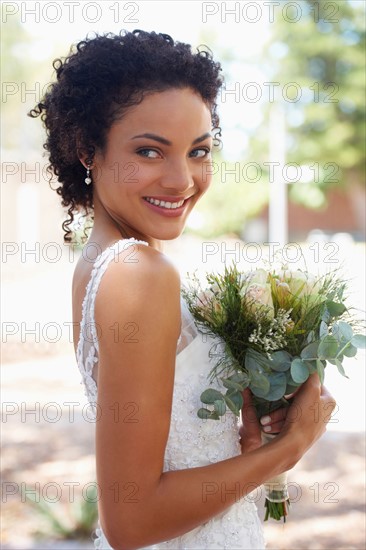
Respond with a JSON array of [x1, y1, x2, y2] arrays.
[[142, 195, 192, 216], [143, 197, 185, 210]]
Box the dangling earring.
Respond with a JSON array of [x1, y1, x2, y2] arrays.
[[85, 163, 92, 185]]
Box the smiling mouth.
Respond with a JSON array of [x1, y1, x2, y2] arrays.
[[143, 197, 187, 210]]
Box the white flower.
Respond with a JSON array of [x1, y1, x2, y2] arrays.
[[242, 268, 269, 286], [198, 283, 224, 315], [277, 269, 321, 298], [244, 282, 275, 318]]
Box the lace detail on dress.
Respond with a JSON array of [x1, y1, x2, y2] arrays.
[[76, 238, 149, 416], [76, 238, 265, 550]]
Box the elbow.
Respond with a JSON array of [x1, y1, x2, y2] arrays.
[[100, 498, 162, 549], [103, 534, 138, 550], [103, 523, 151, 550]]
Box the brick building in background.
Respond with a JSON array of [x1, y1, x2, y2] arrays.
[[258, 183, 366, 243]]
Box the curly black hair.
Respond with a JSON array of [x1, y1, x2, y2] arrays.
[[29, 29, 223, 243]]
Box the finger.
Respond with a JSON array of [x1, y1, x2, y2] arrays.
[[260, 406, 287, 428], [306, 372, 322, 390], [320, 384, 335, 400], [291, 373, 321, 406], [262, 420, 285, 434], [242, 387, 253, 406], [241, 389, 258, 425], [319, 385, 337, 421]]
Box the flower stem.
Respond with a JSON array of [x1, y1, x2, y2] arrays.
[[264, 499, 290, 522]]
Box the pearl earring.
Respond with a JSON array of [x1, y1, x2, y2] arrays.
[[85, 164, 92, 185]]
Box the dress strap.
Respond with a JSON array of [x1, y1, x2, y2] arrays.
[[84, 238, 149, 351], [76, 238, 149, 405]]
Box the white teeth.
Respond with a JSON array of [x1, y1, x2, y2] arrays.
[[144, 197, 185, 209]]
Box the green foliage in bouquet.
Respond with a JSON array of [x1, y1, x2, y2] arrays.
[[182, 264, 365, 421], [183, 263, 365, 522]]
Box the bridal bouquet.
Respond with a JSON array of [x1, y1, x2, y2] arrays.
[[182, 263, 365, 521]]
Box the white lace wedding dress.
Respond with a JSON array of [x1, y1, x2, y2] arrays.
[[76, 238, 265, 549]]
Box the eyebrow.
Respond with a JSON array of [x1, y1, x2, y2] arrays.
[[131, 132, 212, 146]]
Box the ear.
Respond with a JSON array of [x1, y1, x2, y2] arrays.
[[78, 155, 94, 169], [76, 139, 95, 168]]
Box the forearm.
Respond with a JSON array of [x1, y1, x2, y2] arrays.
[[105, 432, 299, 549], [157, 435, 297, 533]]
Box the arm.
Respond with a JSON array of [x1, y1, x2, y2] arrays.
[[94, 245, 335, 550]]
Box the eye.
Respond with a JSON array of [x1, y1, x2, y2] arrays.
[[190, 147, 211, 159], [136, 148, 161, 159]]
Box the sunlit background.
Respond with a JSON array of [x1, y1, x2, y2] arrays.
[[1, 1, 365, 548]]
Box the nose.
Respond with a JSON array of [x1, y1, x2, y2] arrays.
[[159, 158, 195, 193]]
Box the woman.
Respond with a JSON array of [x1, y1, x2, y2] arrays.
[[30, 30, 336, 549]]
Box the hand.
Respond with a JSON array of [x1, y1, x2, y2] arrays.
[[239, 389, 290, 453], [259, 406, 289, 435], [239, 389, 261, 454], [281, 373, 336, 455]]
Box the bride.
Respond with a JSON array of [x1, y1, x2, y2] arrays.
[[30, 29, 336, 549]]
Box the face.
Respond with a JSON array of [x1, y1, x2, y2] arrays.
[[91, 87, 213, 245]]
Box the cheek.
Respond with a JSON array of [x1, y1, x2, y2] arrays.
[[122, 163, 156, 193], [93, 159, 120, 188], [94, 159, 144, 194], [120, 161, 142, 188], [197, 164, 212, 193]]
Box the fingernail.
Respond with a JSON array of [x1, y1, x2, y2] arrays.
[[263, 425, 272, 432], [260, 415, 271, 426]]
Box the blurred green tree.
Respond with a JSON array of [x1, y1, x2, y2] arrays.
[[191, 0, 365, 237], [257, 0, 365, 209]]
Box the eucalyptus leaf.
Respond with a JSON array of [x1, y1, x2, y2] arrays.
[[269, 350, 292, 372], [285, 382, 301, 395], [225, 389, 244, 410], [343, 344, 357, 358], [200, 388, 224, 405], [231, 372, 250, 385], [245, 353, 262, 373], [197, 408, 211, 419], [318, 335, 339, 359], [319, 321, 329, 338], [291, 358, 310, 383], [301, 342, 319, 361], [222, 378, 245, 391], [321, 308, 331, 323], [325, 300, 347, 317], [214, 399, 226, 415], [306, 330, 315, 344], [265, 372, 287, 401], [250, 370, 270, 393], [224, 394, 241, 415], [250, 385, 268, 399], [335, 359, 349, 378], [316, 359, 325, 384], [336, 321, 353, 341], [351, 334, 366, 349]]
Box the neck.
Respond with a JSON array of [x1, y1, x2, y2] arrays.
[[87, 196, 164, 252]]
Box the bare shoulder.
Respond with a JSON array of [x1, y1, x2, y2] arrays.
[[95, 243, 181, 307], [94, 243, 182, 345]]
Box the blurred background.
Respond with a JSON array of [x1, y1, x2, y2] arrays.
[[1, 1, 365, 548]]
